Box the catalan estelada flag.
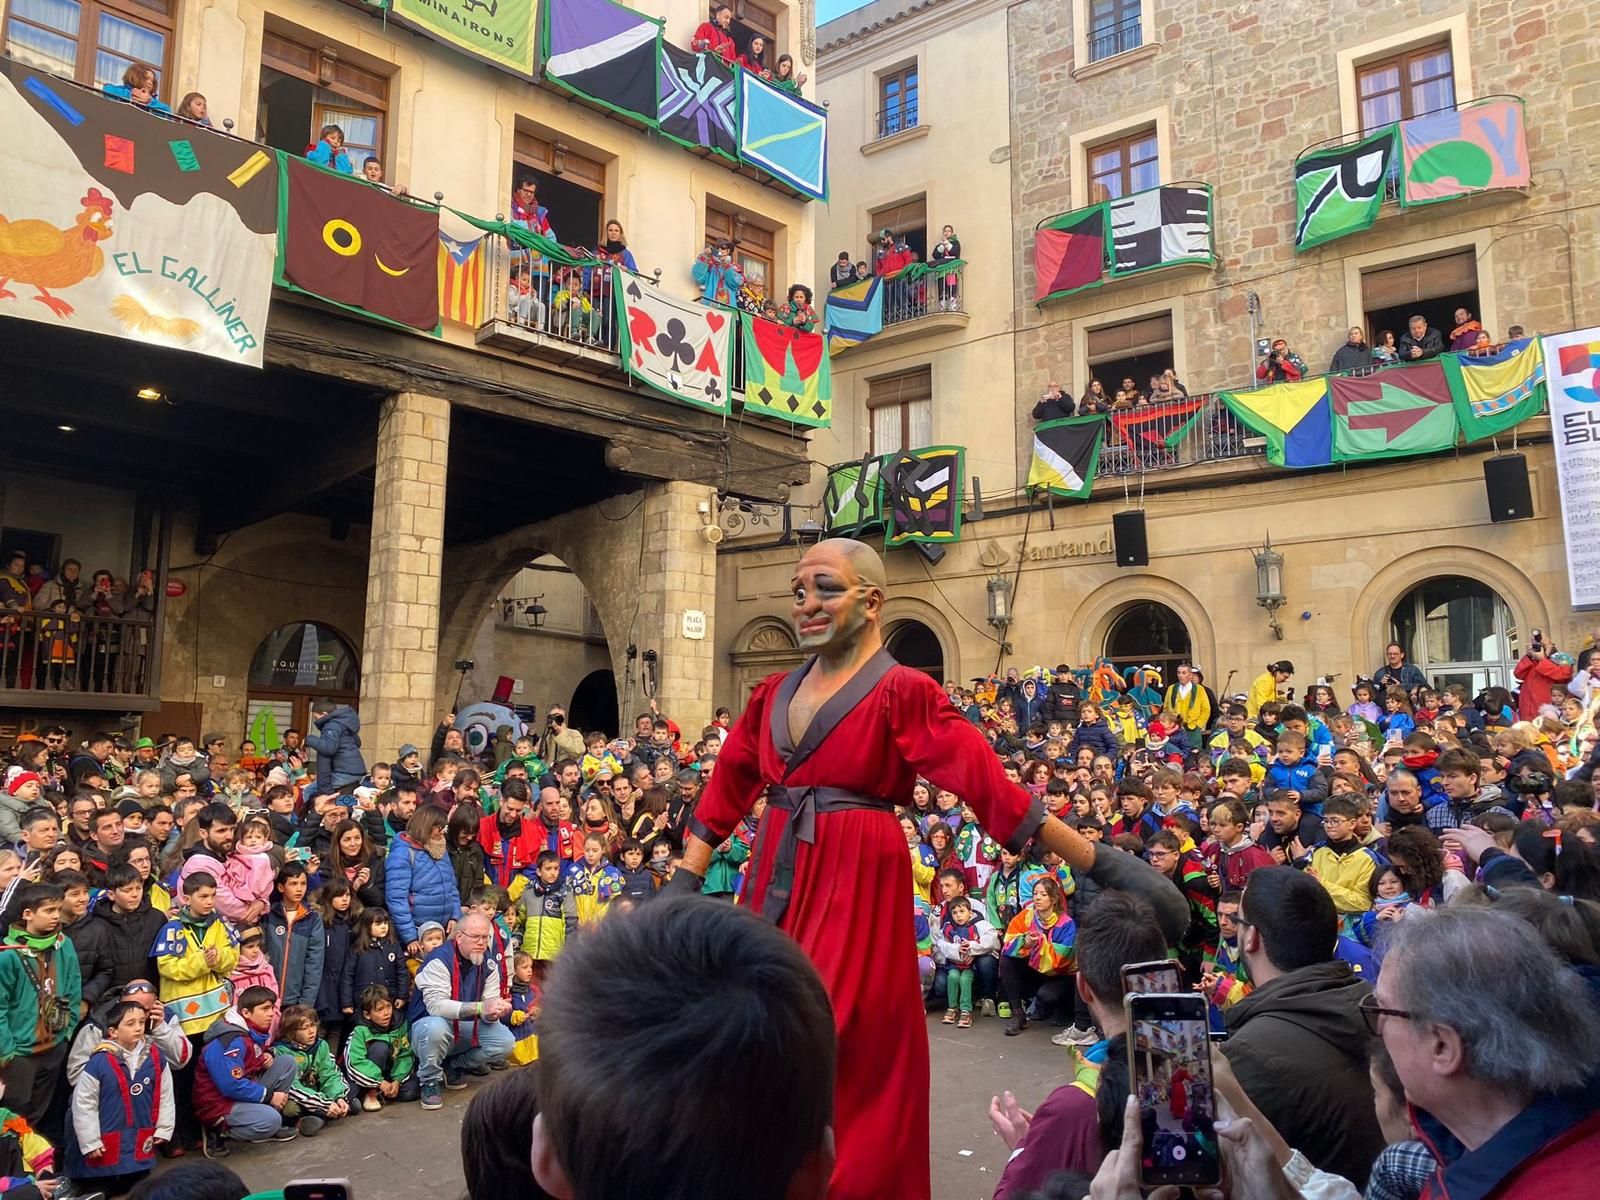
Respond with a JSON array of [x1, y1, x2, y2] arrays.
[[1219, 378, 1332, 468], [438, 231, 485, 327]]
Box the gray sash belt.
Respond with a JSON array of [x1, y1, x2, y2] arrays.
[[762, 784, 896, 924]]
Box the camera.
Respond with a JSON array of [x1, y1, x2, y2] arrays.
[[453, 658, 475, 672], [1530, 628, 1544, 652], [1506, 771, 1553, 795]]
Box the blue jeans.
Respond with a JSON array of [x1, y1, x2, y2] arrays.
[[412, 1017, 516, 1086], [226, 1055, 298, 1141]]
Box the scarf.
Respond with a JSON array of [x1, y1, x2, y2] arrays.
[[603, 239, 625, 255], [6, 927, 59, 952]]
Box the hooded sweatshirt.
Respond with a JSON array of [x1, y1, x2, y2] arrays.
[[194, 1007, 276, 1127], [1222, 960, 1385, 1187]]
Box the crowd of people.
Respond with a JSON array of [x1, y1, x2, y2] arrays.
[[2, 623, 1597, 1199], [0, 552, 157, 694]]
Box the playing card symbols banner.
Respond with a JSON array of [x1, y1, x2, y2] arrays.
[[882, 447, 965, 547], [740, 316, 832, 427], [614, 269, 732, 413]]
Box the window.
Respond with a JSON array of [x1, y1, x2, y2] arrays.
[[868, 195, 927, 263], [1085, 311, 1174, 393], [258, 31, 388, 166], [1105, 602, 1191, 680], [877, 64, 918, 139], [1087, 129, 1159, 202], [1389, 576, 1517, 692], [867, 368, 932, 455], [1357, 41, 1455, 129], [4, 0, 175, 91], [1360, 248, 1478, 352], [515, 129, 608, 247], [730, 0, 778, 69], [706, 203, 774, 300], [1086, 0, 1142, 64]]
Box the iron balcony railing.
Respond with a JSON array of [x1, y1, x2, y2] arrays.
[[484, 234, 625, 354], [1090, 393, 1255, 478], [879, 262, 965, 327], [0, 611, 157, 700], [875, 103, 919, 140], [1087, 12, 1143, 63]]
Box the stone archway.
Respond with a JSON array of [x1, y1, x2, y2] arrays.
[[885, 619, 945, 680], [1073, 575, 1216, 684], [729, 616, 804, 706]]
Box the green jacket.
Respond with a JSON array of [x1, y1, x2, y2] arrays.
[[342, 1017, 415, 1088], [703, 833, 750, 896], [0, 930, 83, 1060], [274, 1036, 347, 1102]]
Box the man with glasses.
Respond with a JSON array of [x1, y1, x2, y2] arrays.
[[1374, 642, 1427, 693], [1219, 866, 1384, 1187], [409, 913, 514, 1110], [542, 705, 585, 763], [1370, 908, 1600, 1191]]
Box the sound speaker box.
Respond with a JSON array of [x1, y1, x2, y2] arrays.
[[1113, 510, 1149, 567], [1483, 455, 1533, 522]]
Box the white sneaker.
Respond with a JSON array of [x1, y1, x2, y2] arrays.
[[1052, 1024, 1098, 1047], [980, 998, 996, 1018]]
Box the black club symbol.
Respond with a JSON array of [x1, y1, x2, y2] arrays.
[[703, 378, 723, 404], [654, 319, 695, 368]]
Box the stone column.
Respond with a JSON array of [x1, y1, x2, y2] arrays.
[[632, 481, 719, 724], [358, 392, 450, 760]]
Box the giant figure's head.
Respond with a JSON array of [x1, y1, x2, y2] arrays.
[[791, 538, 886, 654]]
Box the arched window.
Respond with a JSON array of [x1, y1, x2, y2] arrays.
[[245, 622, 360, 752], [1104, 602, 1191, 681], [1389, 576, 1518, 692], [885, 620, 944, 681]]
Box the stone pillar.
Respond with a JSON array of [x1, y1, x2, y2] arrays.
[[359, 392, 450, 760], [631, 481, 719, 723]]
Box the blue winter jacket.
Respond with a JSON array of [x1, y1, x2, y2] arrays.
[[305, 706, 366, 790], [1013, 685, 1046, 733], [1068, 720, 1119, 760], [384, 835, 463, 945], [306, 140, 354, 173], [263, 902, 325, 1009]]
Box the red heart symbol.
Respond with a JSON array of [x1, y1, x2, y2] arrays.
[[704, 312, 725, 332]]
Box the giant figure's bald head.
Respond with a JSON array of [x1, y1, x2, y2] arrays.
[[791, 538, 886, 655]]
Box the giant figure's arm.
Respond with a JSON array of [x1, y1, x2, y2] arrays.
[[679, 682, 774, 880]]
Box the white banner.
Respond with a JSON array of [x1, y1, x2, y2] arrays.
[[614, 269, 732, 414], [1541, 327, 1600, 608]]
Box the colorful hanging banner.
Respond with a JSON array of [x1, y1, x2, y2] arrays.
[[883, 446, 964, 547], [1219, 379, 1333, 469], [437, 214, 486, 328], [1401, 98, 1530, 207], [1440, 337, 1546, 442], [1034, 206, 1105, 303], [737, 71, 828, 201], [822, 456, 884, 533], [658, 43, 738, 161], [614, 269, 732, 413], [277, 154, 441, 332], [739, 315, 832, 427], [1107, 186, 1213, 276], [1294, 127, 1395, 251], [1329, 360, 1459, 461], [824, 275, 883, 354], [1111, 397, 1206, 466], [540, 0, 662, 124], [1541, 327, 1600, 607], [0, 59, 276, 365], [389, 0, 537, 78], [1028, 416, 1105, 500]]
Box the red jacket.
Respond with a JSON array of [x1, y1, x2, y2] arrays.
[[876, 247, 912, 276], [1416, 1093, 1600, 1200], [477, 814, 541, 889], [692, 22, 736, 62], [1513, 654, 1574, 721]]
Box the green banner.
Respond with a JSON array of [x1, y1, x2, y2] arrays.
[[389, 0, 537, 78]]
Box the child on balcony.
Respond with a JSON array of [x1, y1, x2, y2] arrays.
[[506, 263, 546, 330]]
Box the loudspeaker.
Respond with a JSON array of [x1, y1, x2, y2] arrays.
[[1484, 454, 1533, 522], [1113, 510, 1149, 567], [914, 542, 947, 566]]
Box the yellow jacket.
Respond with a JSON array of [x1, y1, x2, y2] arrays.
[[1245, 672, 1281, 719], [154, 911, 241, 1035], [1164, 682, 1211, 731], [1307, 843, 1380, 916]]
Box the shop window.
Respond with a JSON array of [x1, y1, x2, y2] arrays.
[[4, 0, 174, 91], [867, 368, 933, 455]]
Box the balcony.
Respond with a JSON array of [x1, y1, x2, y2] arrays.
[[0, 611, 159, 711], [474, 234, 627, 374], [857, 263, 969, 348], [1087, 13, 1143, 64], [1090, 393, 1258, 479]]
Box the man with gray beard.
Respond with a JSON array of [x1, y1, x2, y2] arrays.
[[408, 913, 513, 1110]]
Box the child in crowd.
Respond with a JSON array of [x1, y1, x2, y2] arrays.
[[222, 817, 275, 925], [342, 984, 418, 1110], [1353, 865, 1413, 947], [579, 732, 623, 783], [1381, 689, 1417, 741], [935, 895, 996, 1029], [314, 880, 361, 1055], [408, 921, 446, 978], [507, 952, 541, 1066], [228, 926, 281, 1041], [154, 872, 238, 1038], [348, 905, 409, 1006], [0, 1079, 58, 1198], [1264, 731, 1328, 815], [570, 834, 623, 926], [516, 852, 576, 966], [264, 861, 324, 1009], [194, 985, 297, 1154], [273, 1005, 351, 1135], [613, 839, 654, 904], [1302, 795, 1381, 932]]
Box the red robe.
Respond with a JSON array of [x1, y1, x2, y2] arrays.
[[693, 652, 1045, 1200]]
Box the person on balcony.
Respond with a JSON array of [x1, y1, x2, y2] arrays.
[[306, 124, 354, 174], [0, 551, 31, 689], [1330, 326, 1375, 373], [1448, 306, 1487, 352], [591, 220, 638, 347], [38, 560, 90, 615], [931, 225, 961, 311], [361, 157, 408, 198], [692, 240, 744, 307], [1148, 370, 1188, 403], [506, 263, 546, 330], [510, 179, 555, 241], [740, 34, 772, 78], [692, 4, 738, 65], [1031, 383, 1075, 423], [104, 62, 172, 114], [1397, 314, 1443, 361], [830, 251, 855, 289], [1256, 338, 1306, 383], [779, 285, 818, 333], [874, 230, 911, 277], [773, 54, 807, 94], [1372, 328, 1400, 364]]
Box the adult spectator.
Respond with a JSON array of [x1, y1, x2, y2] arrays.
[[1246, 659, 1294, 718], [1162, 661, 1211, 751], [1513, 638, 1574, 721], [385, 806, 462, 955], [690, 3, 738, 64], [176, 802, 237, 905], [1255, 337, 1306, 383], [409, 914, 514, 1110], [1373, 907, 1600, 1192], [829, 251, 855, 289], [1221, 867, 1384, 1186], [1330, 326, 1374, 372], [1374, 642, 1427, 693], [1032, 383, 1075, 423], [1147, 369, 1188, 402], [1397, 314, 1443, 361], [304, 698, 365, 794], [39, 559, 90, 613], [990, 892, 1166, 1192], [478, 779, 539, 889], [541, 706, 585, 764], [531, 896, 835, 1200], [510, 177, 555, 239], [1448, 306, 1486, 351], [692, 239, 744, 307]]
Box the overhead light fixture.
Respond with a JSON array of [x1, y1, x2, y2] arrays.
[[136, 386, 165, 402], [57, 424, 76, 433], [1250, 533, 1287, 641]]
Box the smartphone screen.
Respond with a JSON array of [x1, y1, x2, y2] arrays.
[[284, 1181, 352, 1200], [1126, 992, 1220, 1187], [1121, 960, 1181, 996]]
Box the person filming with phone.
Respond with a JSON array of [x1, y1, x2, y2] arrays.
[[1255, 338, 1306, 383], [1512, 627, 1573, 721]]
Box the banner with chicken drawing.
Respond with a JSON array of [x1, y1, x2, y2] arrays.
[[0, 60, 276, 367], [614, 269, 732, 414]]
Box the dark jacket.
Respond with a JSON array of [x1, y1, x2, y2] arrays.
[[263, 902, 326, 1009], [346, 937, 410, 1006], [1087, 844, 1189, 947], [72, 895, 166, 1007], [1042, 679, 1082, 725], [1397, 326, 1444, 361], [1223, 961, 1385, 1187], [316, 914, 359, 1022], [1330, 342, 1375, 372], [304, 706, 366, 789], [1032, 392, 1075, 422], [1068, 719, 1119, 760], [1013, 683, 1047, 733]]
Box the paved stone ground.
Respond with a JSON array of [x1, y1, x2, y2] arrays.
[[154, 1014, 1075, 1200]]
